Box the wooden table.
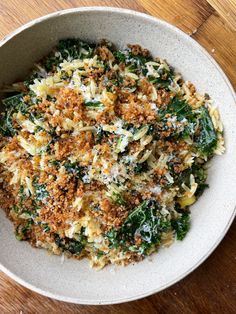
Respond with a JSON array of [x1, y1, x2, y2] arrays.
[[0, 1, 235, 313]]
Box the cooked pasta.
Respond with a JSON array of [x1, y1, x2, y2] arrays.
[[0, 39, 224, 268]]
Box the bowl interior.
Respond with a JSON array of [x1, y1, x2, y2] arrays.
[[0, 8, 236, 304]]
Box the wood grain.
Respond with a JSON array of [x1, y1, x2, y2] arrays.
[[207, 0, 236, 30], [138, 0, 214, 34], [192, 11, 236, 87], [0, 0, 235, 313], [0, 0, 145, 39]]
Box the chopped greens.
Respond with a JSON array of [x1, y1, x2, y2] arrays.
[[171, 212, 190, 240], [158, 97, 218, 148], [96, 127, 108, 144], [15, 220, 33, 241], [44, 39, 95, 71], [0, 108, 16, 137], [170, 163, 208, 197], [160, 97, 193, 121], [111, 192, 126, 206], [195, 106, 217, 156], [114, 50, 126, 63], [18, 185, 27, 207], [106, 200, 191, 254], [2, 93, 24, 108], [33, 181, 49, 201], [42, 223, 50, 233], [106, 200, 173, 254], [191, 164, 209, 196], [134, 161, 148, 174], [55, 231, 87, 256], [84, 100, 103, 108], [97, 250, 105, 259], [0, 38, 223, 268], [0, 94, 30, 136], [49, 159, 61, 167], [64, 162, 85, 179], [121, 200, 162, 244], [148, 75, 172, 89]]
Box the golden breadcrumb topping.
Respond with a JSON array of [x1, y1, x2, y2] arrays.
[[0, 39, 224, 268]]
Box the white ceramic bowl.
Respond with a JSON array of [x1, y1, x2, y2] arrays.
[[0, 7, 235, 305]]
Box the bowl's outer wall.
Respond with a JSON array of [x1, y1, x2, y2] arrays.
[[0, 8, 236, 304]]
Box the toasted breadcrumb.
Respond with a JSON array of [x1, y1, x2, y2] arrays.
[[0, 39, 224, 269]]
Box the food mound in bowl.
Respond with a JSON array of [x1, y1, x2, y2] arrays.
[[0, 39, 224, 269]]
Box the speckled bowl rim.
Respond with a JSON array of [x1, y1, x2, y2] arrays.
[[0, 7, 235, 305]]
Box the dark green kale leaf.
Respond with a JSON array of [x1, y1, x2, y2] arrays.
[[148, 75, 172, 89], [96, 127, 107, 144], [195, 106, 217, 156], [64, 162, 85, 180], [84, 100, 103, 108], [66, 239, 85, 255], [106, 200, 172, 254], [46, 95, 57, 102], [44, 39, 95, 71], [147, 124, 155, 135], [55, 230, 87, 256], [0, 108, 16, 137], [111, 192, 126, 206], [124, 123, 136, 133], [15, 220, 33, 241], [146, 124, 160, 140], [2, 94, 24, 108], [147, 66, 174, 89], [60, 70, 71, 81], [48, 159, 61, 167], [28, 110, 44, 123], [12, 205, 20, 214], [42, 223, 50, 233], [0, 94, 31, 137], [128, 53, 151, 66], [114, 50, 126, 63], [191, 164, 208, 196], [160, 97, 193, 121], [97, 250, 105, 259], [18, 185, 27, 207], [169, 163, 208, 197], [114, 48, 151, 72], [134, 161, 149, 174], [106, 229, 120, 249], [158, 97, 197, 139], [96, 126, 110, 144], [169, 166, 191, 187], [126, 64, 138, 73], [121, 200, 162, 244], [33, 181, 49, 201], [171, 212, 190, 240], [161, 102, 217, 155]]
